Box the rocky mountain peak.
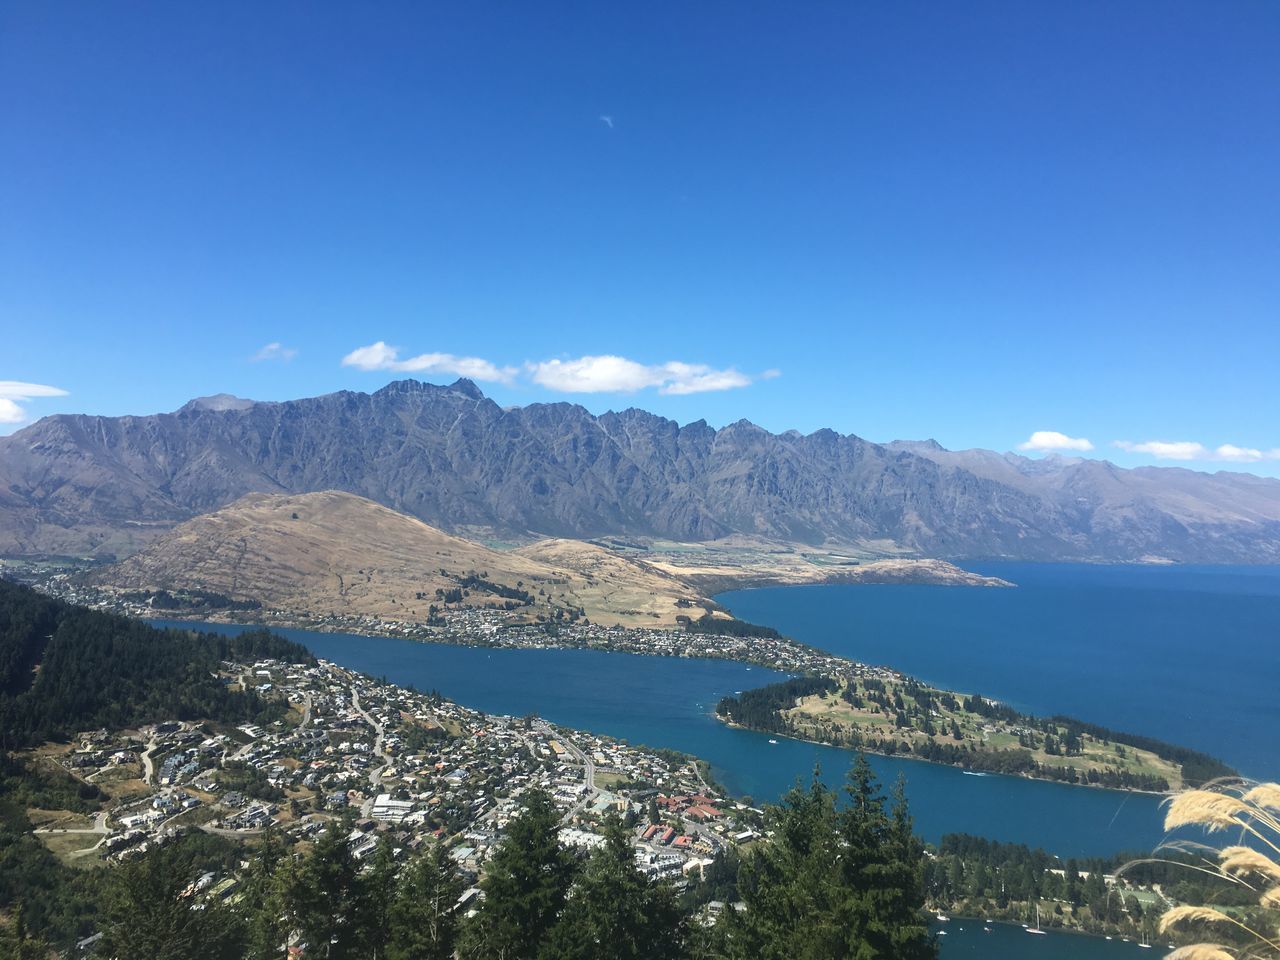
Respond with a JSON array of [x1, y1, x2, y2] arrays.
[[179, 393, 256, 413]]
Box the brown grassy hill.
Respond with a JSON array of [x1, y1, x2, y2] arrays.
[[87, 491, 709, 628], [513, 538, 707, 624]]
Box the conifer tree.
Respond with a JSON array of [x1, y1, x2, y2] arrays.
[[355, 837, 399, 960], [460, 790, 577, 960], [713, 758, 937, 960], [540, 815, 685, 960], [241, 830, 294, 960], [96, 842, 244, 960], [289, 822, 362, 958], [388, 840, 464, 960]]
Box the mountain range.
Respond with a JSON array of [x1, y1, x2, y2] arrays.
[[1, 378, 1278, 563]]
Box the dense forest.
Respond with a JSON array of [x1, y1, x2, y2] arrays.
[[0, 580, 312, 748], [2, 763, 939, 960], [716, 676, 839, 729], [683, 613, 782, 640], [118, 588, 262, 612]]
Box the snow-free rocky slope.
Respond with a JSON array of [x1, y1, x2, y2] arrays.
[[2, 378, 1278, 562]]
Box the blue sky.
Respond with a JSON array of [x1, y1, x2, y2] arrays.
[[2, 2, 1278, 474]]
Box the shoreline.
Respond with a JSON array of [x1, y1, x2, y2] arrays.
[[150, 609, 1190, 798], [716, 719, 1174, 797], [35, 580, 1229, 798]]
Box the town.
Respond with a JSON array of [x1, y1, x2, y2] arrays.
[[32, 655, 764, 914], [29, 569, 891, 680]]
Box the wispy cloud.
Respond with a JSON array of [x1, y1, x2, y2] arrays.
[[1114, 439, 1280, 463], [599, 114, 614, 129], [1017, 430, 1094, 453], [251, 342, 297, 363], [0, 380, 69, 424], [342, 342, 518, 384], [528, 355, 757, 395]]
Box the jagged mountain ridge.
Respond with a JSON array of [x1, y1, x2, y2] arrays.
[[1, 378, 1277, 562]]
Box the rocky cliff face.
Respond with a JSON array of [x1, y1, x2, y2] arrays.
[[1, 378, 1277, 562]]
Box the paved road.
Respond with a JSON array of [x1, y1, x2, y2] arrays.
[[352, 685, 391, 814], [34, 810, 109, 837], [536, 721, 598, 823], [140, 738, 160, 784]]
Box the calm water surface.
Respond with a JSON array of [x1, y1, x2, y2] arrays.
[[155, 563, 1267, 958], [932, 921, 1163, 959], [719, 563, 1280, 777], [168, 620, 1165, 858]]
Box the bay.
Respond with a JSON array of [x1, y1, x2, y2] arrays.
[[163, 620, 1166, 857], [717, 563, 1280, 777]]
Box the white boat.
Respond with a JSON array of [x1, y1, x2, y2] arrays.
[[767, 738, 778, 744], [1026, 904, 1048, 935], [935, 913, 950, 922]]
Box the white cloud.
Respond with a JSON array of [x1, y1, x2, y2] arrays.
[[343, 344, 767, 396], [599, 115, 614, 129], [1113, 439, 1280, 463], [0, 380, 69, 424], [251, 342, 297, 362], [527, 355, 756, 395], [1017, 430, 1094, 453], [1213, 444, 1265, 463], [1113, 440, 1208, 461], [341, 342, 517, 384]]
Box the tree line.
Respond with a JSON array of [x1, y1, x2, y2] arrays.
[[3, 760, 938, 960], [0, 580, 313, 749]]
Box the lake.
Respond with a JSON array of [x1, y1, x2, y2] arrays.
[[718, 562, 1280, 778], [930, 920, 1163, 958], [162, 561, 1278, 960], [167, 620, 1167, 858]]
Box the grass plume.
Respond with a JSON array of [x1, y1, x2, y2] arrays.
[[1150, 780, 1280, 957]]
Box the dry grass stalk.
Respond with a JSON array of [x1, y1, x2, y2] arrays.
[[1166, 947, 1239, 960], [1221, 848, 1280, 883], [1155, 780, 1280, 958], [1244, 785, 1280, 816], [1159, 906, 1238, 934]]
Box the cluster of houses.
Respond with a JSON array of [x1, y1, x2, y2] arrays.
[[37, 572, 897, 687], [52, 656, 765, 888]]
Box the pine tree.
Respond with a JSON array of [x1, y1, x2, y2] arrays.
[[713, 758, 938, 960], [540, 815, 685, 960], [96, 842, 244, 960], [717, 768, 848, 959], [834, 767, 934, 959], [388, 840, 465, 960], [288, 822, 362, 959], [241, 830, 293, 960], [460, 790, 577, 960], [355, 837, 399, 960]]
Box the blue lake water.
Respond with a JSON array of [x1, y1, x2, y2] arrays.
[[166, 620, 1166, 858], [154, 562, 1273, 959], [719, 563, 1280, 778], [930, 921, 1163, 958]]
